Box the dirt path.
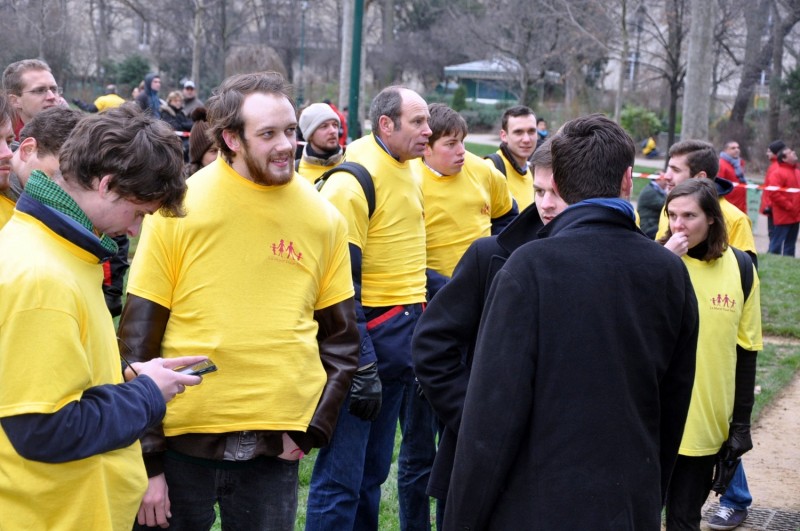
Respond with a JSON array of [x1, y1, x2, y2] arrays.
[[700, 352, 800, 530], [743, 369, 800, 509]]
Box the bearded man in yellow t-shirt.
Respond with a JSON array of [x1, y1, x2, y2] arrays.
[[119, 72, 360, 530]]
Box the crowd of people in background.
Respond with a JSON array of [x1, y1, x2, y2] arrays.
[[0, 57, 786, 531]]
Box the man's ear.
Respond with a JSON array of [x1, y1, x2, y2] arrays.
[[97, 174, 114, 197], [377, 115, 395, 136], [693, 171, 707, 180], [18, 137, 37, 162], [620, 166, 633, 199], [499, 128, 508, 144], [7, 93, 21, 111], [221, 130, 241, 153]]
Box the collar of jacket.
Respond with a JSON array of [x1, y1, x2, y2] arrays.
[[303, 144, 344, 167], [499, 142, 528, 175], [538, 201, 640, 240], [496, 202, 545, 253], [15, 192, 114, 262]]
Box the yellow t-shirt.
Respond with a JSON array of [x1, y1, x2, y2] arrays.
[[657, 196, 756, 254], [127, 158, 353, 436], [319, 135, 427, 307], [0, 194, 14, 228], [679, 248, 762, 456], [485, 149, 534, 211], [0, 211, 147, 530], [642, 137, 657, 156], [417, 151, 514, 276]]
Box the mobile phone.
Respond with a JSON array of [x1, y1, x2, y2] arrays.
[[175, 359, 218, 376]]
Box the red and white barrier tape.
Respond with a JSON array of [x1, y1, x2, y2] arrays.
[[632, 172, 800, 193]]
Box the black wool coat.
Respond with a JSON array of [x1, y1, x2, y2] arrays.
[[443, 203, 699, 531]]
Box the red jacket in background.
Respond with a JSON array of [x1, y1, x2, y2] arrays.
[[766, 161, 800, 225], [760, 161, 779, 215], [718, 157, 747, 213]]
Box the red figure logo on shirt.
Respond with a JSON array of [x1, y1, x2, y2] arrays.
[[271, 239, 303, 262]]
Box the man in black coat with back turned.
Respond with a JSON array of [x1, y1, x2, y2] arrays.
[[443, 114, 699, 531]]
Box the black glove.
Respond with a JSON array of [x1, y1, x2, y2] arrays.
[[711, 422, 752, 496], [711, 455, 740, 496], [723, 422, 753, 460], [348, 363, 382, 421]]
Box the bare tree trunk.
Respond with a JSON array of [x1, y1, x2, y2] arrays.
[[220, 0, 229, 80], [729, 0, 772, 126], [665, 0, 686, 149], [614, 0, 629, 123], [729, 0, 800, 137], [191, 0, 205, 86], [339, 0, 353, 109], [381, 0, 396, 84], [768, 2, 784, 140], [88, 0, 111, 82], [681, 0, 715, 140]]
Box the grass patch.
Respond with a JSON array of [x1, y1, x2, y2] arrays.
[[465, 141, 496, 158], [753, 340, 800, 422], [756, 253, 800, 337]]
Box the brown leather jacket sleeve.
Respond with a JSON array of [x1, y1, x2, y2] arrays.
[[117, 293, 171, 476], [291, 297, 359, 452]]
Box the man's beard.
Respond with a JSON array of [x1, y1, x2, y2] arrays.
[[242, 140, 292, 186]]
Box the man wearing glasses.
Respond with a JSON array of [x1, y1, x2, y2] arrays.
[[2, 59, 63, 140]]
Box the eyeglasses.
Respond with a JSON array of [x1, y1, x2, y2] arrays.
[[22, 85, 62, 97]]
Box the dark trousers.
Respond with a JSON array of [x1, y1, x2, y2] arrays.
[[398, 383, 439, 531], [665, 454, 717, 531], [135, 452, 299, 531], [768, 222, 799, 256]]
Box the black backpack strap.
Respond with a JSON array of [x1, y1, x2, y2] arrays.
[[484, 153, 507, 177], [731, 247, 754, 302], [316, 161, 376, 218], [294, 158, 301, 172]]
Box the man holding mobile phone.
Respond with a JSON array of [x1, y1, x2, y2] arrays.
[[0, 103, 205, 530], [119, 72, 360, 530]]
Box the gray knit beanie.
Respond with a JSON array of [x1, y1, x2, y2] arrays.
[[299, 103, 340, 139]]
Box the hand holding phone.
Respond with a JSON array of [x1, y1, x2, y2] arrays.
[[135, 356, 209, 402], [175, 359, 218, 376]]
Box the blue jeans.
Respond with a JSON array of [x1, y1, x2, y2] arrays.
[[720, 462, 752, 510], [768, 222, 799, 256], [398, 383, 439, 531], [306, 303, 424, 531], [305, 378, 406, 531], [134, 452, 299, 530]]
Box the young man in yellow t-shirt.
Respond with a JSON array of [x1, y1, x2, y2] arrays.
[[119, 72, 359, 530], [0, 105, 203, 531], [417, 103, 516, 281]]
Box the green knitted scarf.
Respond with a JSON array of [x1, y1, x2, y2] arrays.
[[25, 170, 118, 254]]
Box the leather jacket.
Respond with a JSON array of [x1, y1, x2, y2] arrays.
[[118, 294, 359, 475]]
